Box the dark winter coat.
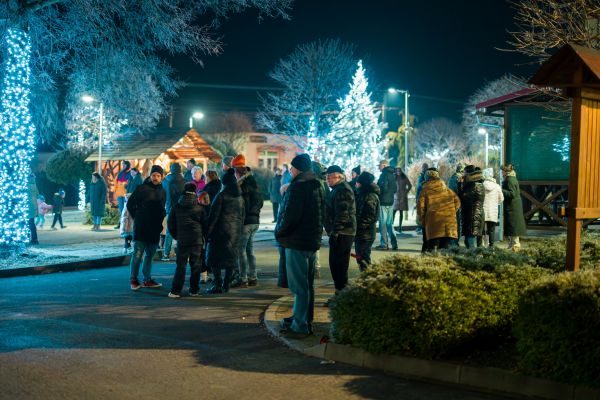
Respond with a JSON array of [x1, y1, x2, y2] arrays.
[[127, 178, 166, 244], [270, 174, 282, 204], [52, 193, 64, 214], [162, 173, 186, 213], [355, 183, 380, 241], [167, 192, 207, 247], [377, 166, 397, 206], [126, 173, 143, 194], [275, 170, 325, 252], [239, 169, 264, 225], [393, 172, 412, 211], [324, 180, 356, 237], [202, 179, 222, 206], [502, 174, 527, 236], [459, 171, 486, 237], [89, 179, 107, 217], [205, 180, 244, 268]]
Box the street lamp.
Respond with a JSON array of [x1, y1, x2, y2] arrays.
[[388, 88, 410, 170], [478, 127, 489, 168], [189, 111, 204, 128], [82, 95, 104, 173]]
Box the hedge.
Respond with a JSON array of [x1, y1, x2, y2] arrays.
[[84, 204, 121, 225]]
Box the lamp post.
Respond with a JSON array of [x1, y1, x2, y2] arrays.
[[82, 95, 104, 173], [189, 111, 204, 128], [478, 127, 489, 168], [388, 88, 410, 170]]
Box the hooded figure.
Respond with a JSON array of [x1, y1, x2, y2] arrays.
[[459, 165, 485, 248]]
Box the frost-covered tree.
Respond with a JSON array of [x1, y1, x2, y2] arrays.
[[319, 61, 385, 174], [413, 118, 469, 164], [257, 38, 357, 145]]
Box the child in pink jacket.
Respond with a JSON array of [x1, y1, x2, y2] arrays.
[[36, 195, 53, 229]]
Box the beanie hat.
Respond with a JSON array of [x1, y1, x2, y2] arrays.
[[150, 165, 164, 175], [426, 167, 440, 179], [170, 162, 182, 174], [326, 165, 344, 174], [357, 171, 375, 186], [311, 160, 326, 177], [222, 168, 237, 186], [232, 154, 246, 168], [464, 164, 476, 175], [291, 153, 312, 172], [92, 172, 102, 180], [352, 165, 361, 175], [184, 182, 197, 193]]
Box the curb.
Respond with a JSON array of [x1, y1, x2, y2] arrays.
[[264, 295, 600, 400], [0, 255, 132, 278]]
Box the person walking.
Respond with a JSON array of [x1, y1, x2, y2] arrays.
[[127, 165, 167, 290], [270, 167, 282, 222], [162, 162, 185, 261], [89, 172, 107, 231], [184, 159, 196, 182], [481, 168, 504, 248], [232, 155, 264, 288], [354, 172, 379, 271], [276, 153, 325, 338], [417, 168, 461, 251], [114, 161, 131, 229], [376, 159, 397, 250], [459, 165, 486, 248], [205, 169, 244, 294], [36, 195, 52, 229], [502, 164, 527, 251], [167, 182, 208, 298], [27, 173, 39, 245], [393, 167, 412, 233], [126, 168, 143, 195], [50, 189, 66, 230]]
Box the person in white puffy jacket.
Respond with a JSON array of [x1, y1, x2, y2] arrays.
[[481, 168, 504, 247], [120, 193, 134, 253]]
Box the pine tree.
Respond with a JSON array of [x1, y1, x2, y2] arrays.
[[320, 60, 385, 174]]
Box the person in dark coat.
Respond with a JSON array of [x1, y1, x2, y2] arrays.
[[162, 162, 186, 261], [376, 159, 398, 250], [270, 167, 282, 222], [88, 172, 107, 231], [354, 172, 380, 271], [167, 182, 208, 298], [447, 163, 465, 245], [392, 167, 412, 233], [27, 173, 39, 245], [502, 164, 527, 251], [202, 170, 222, 207], [127, 165, 166, 290], [349, 165, 361, 192], [205, 169, 244, 294], [459, 165, 486, 248], [126, 168, 143, 195], [415, 163, 429, 235], [183, 159, 196, 182], [324, 165, 356, 297], [276, 153, 325, 338], [50, 188, 66, 230]]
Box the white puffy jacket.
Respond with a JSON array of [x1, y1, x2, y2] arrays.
[[483, 179, 504, 223]]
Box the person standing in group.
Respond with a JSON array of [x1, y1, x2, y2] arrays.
[[127, 165, 166, 290], [502, 164, 527, 251], [281, 163, 292, 185], [161, 162, 185, 261], [415, 162, 429, 235], [459, 165, 486, 248], [481, 168, 504, 248], [114, 161, 131, 229], [50, 189, 67, 230], [27, 173, 39, 245], [354, 171, 379, 271], [36, 195, 52, 229], [376, 159, 397, 250], [205, 169, 244, 294], [167, 182, 208, 298], [324, 165, 356, 303], [202, 170, 222, 207], [188, 165, 206, 193], [447, 163, 465, 246], [393, 167, 412, 233], [221, 155, 234, 177], [311, 160, 329, 279], [126, 168, 143, 196], [270, 167, 282, 223], [89, 172, 107, 231], [349, 166, 361, 192], [276, 153, 325, 338], [417, 168, 461, 251], [232, 154, 264, 288], [183, 159, 196, 182]]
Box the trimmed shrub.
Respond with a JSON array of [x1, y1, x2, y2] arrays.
[[84, 204, 120, 225], [514, 270, 600, 386], [446, 246, 531, 272], [46, 148, 93, 185], [520, 233, 600, 271]]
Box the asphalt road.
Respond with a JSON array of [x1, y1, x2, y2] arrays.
[[0, 243, 513, 400]]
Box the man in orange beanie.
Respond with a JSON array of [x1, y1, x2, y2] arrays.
[[231, 154, 246, 168]]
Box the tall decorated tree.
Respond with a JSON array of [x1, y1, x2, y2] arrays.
[[320, 60, 385, 174]]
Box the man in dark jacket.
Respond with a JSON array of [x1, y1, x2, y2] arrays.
[[376, 159, 398, 250], [324, 165, 356, 298], [127, 165, 166, 290], [275, 153, 325, 338], [167, 182, 207, 298], [232, 154, 264, 287], [270, 167, 282, 222], [349, 165, 361, 192], [459, 165, 486, 248], [126, 168, 143, 195], [162, 162, 186, 261], [354, 172, 380, 271]]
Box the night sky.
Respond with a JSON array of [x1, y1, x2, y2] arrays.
[[168, 0, 538, 129]]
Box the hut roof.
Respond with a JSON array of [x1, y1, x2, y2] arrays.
[[529, 43, 600, 88]]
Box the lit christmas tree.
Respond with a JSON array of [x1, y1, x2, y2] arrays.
[[320, 60, 385, 174], [0, 29, 36, 249]]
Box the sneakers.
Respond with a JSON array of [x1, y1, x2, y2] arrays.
[[248, 279, 258, 287], [142, 280, 162, 288], [168, 292, 181, 298], [130, 279, 142, 291]]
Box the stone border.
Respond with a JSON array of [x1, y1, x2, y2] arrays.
[[264, 296, 600, 400], [0, 255, 131, 278]]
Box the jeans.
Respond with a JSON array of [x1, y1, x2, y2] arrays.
[[277, 244, 288, 288], [35, 215, 45, 227], [378, 205, 397, 248], [285, 248, 316, 335], [117, 196, 126, 215], [354, 239, 374, 271], [51, 213, 64, 228], [164, 229, 174, 258], [170, 245, 202, 294], [93, 216, 102, 225], [28, 217, 38, 243], [130, 241, 158, 283], [238, 223, 259, 282], [272, 202, 279, 221], [329, 234, 354, 291]]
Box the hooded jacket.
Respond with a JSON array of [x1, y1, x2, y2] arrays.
[[324, 180, 356, 237], [162, 164, 185, 213], [459, 171, 486, 236], [355, 183, 380, 241], [418, 178, 461, 240], [202, 178, 222, 206], [483, 178, 504, 223], [167, 191, 207, 247], [377, 166, 397, 206], [127, 178, 167, 244], [238, 168, 264, 225]]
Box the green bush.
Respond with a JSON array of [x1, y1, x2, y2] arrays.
[[446, 246, 531, 272], [514, 270, 600, 386], [330, 254, 548, 358], [46, 147, 94, 185], [84, 204, 120, 225], [520, 233, 600, 271]]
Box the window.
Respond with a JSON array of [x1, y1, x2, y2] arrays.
[[258, 151, 278, 170]]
